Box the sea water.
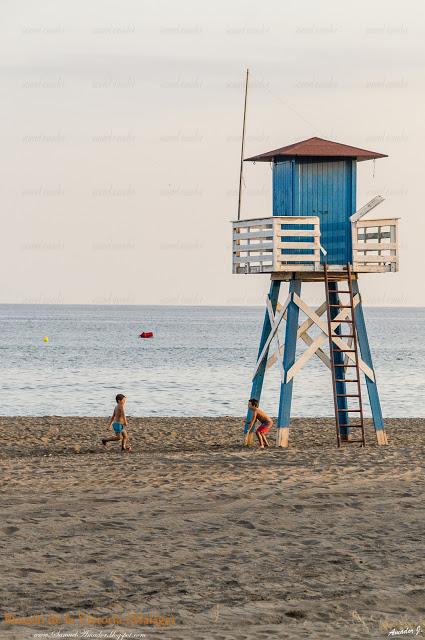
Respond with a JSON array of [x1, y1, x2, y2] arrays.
[[0, 304, 424, 417]]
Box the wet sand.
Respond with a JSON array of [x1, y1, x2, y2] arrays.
[[1, 417, 424, 639]]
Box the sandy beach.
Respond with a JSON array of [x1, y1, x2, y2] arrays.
[[1, 416, 424, 640]]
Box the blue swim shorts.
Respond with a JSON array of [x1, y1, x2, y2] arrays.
[[112, 422, 124, 434]]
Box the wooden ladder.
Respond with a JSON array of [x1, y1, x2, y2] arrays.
[[324, 263, 366, 447]]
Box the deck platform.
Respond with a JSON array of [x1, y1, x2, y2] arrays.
[[232, 216, 399, 275]]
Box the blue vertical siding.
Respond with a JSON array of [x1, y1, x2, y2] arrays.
[[272, 160, 293, 214], [272, 157, 356, 264]]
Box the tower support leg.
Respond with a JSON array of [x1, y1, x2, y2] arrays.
[[352, 280, 388, 445], [243, 279, 281, 444], [276, 279, 302, 447], [329, 282, 349, 440]]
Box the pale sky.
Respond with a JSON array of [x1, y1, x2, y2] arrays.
[[1, 0, 424, 306]]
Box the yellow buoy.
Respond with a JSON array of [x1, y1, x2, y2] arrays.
[[43, 336, 49, 343]]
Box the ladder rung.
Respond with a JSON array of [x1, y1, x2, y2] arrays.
[[338, 424, 364, 428], [337, 408, 362, 412], [337, 334, 355, 338], [334, 364, 357, 367], [335, 379, 359, 382], [336, 394, 360, 397], [339, 424, 364, 429], [337, 290, 351, 294], [328, 304, 352, 308], [334, 319, 353, 323], [332, 348, 356, 352]]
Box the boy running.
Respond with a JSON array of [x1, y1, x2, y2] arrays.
[[102, 393, 131, 452]]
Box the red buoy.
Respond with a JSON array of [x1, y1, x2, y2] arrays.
[[139, 331, 154, 338]]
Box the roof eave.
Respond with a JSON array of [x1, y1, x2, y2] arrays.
[[244, 152, 388, 162]]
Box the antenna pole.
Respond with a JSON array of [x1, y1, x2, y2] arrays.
[[237, 68, 249, 221]]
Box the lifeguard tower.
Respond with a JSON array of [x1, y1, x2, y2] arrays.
[[233, 137, 399, 447]]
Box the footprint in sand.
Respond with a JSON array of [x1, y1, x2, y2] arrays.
[[285, 610, 306, 619], [237, 520, 256, 529], [18, 568, 45, 576], [3, 526, 19, 535], [101, 578, 116, 589]]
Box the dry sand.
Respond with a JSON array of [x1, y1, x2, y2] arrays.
[[1, 416, 424, 640]]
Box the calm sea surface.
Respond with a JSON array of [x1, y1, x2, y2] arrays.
[[0, 305, 424, 417]]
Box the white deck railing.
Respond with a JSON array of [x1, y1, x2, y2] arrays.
[[352, 218, 399, 273], [232, 215, 399, 274], [232, 216, 321, 274]]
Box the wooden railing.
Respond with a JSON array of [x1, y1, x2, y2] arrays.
[[232, 215, 399, 274], [352, 218, 399, 273], [232, 216, 321, 274]]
